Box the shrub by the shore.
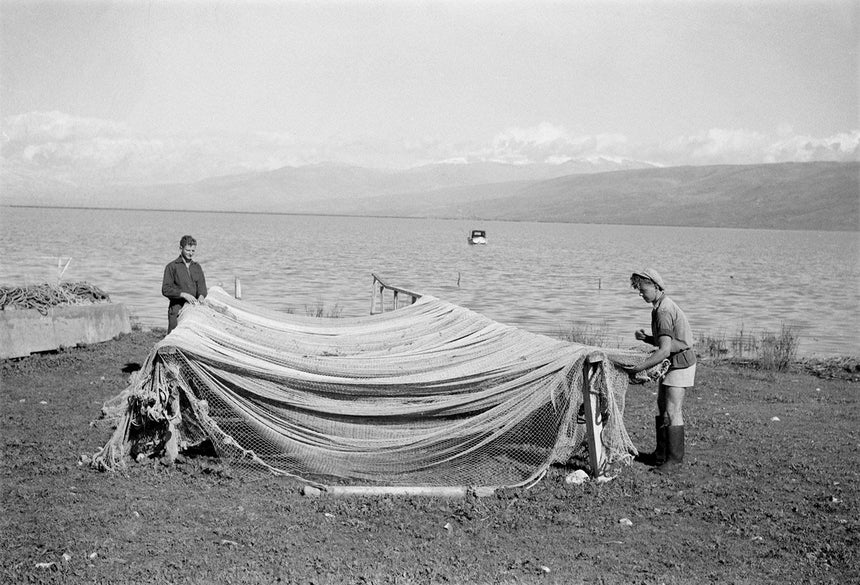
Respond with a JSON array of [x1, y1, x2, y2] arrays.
[[557, 320, 617, 348], [695, 324, 799, 371], [560, 320, 828, 375]]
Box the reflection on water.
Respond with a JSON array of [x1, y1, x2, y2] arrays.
[[1, 207, 857, 357]]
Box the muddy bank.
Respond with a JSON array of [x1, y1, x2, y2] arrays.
[[1, 331, 857, 584]]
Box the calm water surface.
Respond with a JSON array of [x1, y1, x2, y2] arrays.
[[1, 207, 857, 357]]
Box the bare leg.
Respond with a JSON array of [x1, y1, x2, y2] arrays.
[[659, 384, 685, 426]]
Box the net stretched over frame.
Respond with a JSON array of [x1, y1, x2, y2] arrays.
[[94, 286, 639, 489]]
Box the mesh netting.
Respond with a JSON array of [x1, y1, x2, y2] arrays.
[[94, 286, 641, 489]]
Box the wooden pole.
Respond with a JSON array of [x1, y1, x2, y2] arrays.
[[303, 485, 496, 498], [582, 355, 606, 478]]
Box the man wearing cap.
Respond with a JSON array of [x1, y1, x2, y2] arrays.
[[626, 268, 696, 473]]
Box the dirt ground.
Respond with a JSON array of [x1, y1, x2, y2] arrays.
[[1, 330, 857, 585]]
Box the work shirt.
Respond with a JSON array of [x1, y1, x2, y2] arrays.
[[162, 256, 207, 308], [651, 294, 696, 370]]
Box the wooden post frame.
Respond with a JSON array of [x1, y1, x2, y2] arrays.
[[582, 355, 606, 477], [370, 274, 422, 315]]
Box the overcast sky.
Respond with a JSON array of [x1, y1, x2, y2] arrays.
[[1, 0, 858, 183]]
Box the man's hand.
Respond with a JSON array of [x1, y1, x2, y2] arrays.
[[181, 292, 198, 304], [634, 329, 648, 342]]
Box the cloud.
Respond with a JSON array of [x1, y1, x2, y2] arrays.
[[763, 131, 860, 163], [3, 111, 128, 143], [1, 111, 314, 185], [1, 111, 434, 183], [653, 128, 860, 166], [656, 128, 770, 165], [2, 112, 858, 191], [463, 123, 633, 165]]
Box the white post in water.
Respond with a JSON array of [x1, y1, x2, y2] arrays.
[[234, 277, 242, 300]]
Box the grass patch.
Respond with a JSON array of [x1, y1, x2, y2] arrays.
[[758, 324, 800, 371], [129, 314, 144, 332], [281, 303, 342, 318], [304, 302, 342, 318], [558, 320, 617, 347], [696, 323, 799, 371]]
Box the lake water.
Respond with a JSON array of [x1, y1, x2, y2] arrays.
[[1, 206, 857, 357]]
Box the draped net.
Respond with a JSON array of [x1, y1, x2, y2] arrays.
[[94, 286, 640, 489]]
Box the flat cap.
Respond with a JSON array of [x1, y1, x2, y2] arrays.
[[631, 268, 666, 290]]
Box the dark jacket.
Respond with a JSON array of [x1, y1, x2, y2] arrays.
[[162, 256, 207, 308]]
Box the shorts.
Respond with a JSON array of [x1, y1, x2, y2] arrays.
[[662, 364, 696, 388]]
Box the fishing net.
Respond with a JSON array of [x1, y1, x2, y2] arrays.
[[94, 286, 644, 489], [1, 282, 111, 314]]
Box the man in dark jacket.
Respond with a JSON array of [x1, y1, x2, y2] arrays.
[[162, 235, 207, 333]]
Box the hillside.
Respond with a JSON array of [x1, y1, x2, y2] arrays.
[[0, 158, 655, 210], [2, 161, 857, 231], [302, 161, 860, 231]]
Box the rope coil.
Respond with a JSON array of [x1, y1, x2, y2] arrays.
[[0, 282, 110, 314]]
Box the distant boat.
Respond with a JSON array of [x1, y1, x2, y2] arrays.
[[468, 229, 487, 245]]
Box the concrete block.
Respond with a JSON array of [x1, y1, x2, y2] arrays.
[[0, 309, 56, 358], [0, 303, 131, 359]]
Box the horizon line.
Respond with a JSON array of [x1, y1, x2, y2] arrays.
[[3, 204, 857, 233]]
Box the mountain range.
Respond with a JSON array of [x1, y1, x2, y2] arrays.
[[2, 160, 857, 231]]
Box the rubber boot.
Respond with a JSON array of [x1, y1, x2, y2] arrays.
[[655, 416, 668, 465], [636, 416, 668, 466], [655, 426, 685, 474]]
